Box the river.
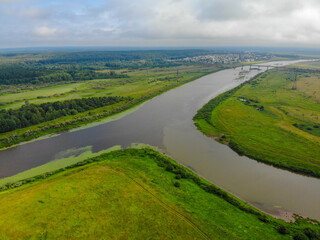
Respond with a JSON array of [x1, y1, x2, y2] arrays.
[[0, 60, 319, 220]]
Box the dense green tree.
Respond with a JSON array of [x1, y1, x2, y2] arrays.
[[0, 96, 132, 133]]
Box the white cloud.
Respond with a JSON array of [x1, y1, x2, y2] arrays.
[[34, 26, 57, 37], [2, 0, 320, 48]]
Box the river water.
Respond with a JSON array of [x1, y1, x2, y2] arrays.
[[0, 60, 319, 220]]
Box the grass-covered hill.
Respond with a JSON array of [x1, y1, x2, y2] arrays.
[[0, 148, 319, 239]]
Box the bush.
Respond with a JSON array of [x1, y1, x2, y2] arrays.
[[293, 233, 308, 240], [278, 226, 288, 234], [165, 165, 174, 172], [229, 140, 244, 155], [175, 174, 181, 179], [304, 228, 320, 239], [258, 215, 270, 223], [174, 182, 180, 188], [157, 162, 165, 167]]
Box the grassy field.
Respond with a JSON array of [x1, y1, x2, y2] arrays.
[[0, 65, 218, 149], [0, 148, 318, 239], [0, 82, 85, 109], [0, 65, 213, 110], [291, 60, 320, 70], [194, 66, 320, 178]]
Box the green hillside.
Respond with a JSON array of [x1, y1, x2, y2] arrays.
[[0, 149, 318, 239]]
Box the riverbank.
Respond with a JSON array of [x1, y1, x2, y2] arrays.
[[0, 65, 221, 150], [194, 65, 320, 178], [0, 148, 318, 239]]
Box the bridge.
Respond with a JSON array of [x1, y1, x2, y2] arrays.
[[238, 64, 281, 70], [249, 65, 320, 73], [235, 63, 320, 73], [244, 65, 318, 72]]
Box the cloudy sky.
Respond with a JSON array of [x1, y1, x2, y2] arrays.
[[1, 0, 320, 48]]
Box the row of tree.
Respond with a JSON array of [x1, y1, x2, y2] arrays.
[[0, 49, 224, 85], [0, 64, 127, 85], [34, 49, 212, 65], [0, 96, 131, 133]]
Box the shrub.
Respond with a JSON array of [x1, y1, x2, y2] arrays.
[[165, 165, 173, 172], [258, 215, 270, 223], [278, 226, 288, 234], [229, 140, 244, 155], [174, 182, 180, 188], [175, 174, 181, 179], [157, 162, 165, 167], [304, 228, 320, 239], [293, 233, 308, 240]]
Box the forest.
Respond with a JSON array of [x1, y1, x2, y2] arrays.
[[0, 65, 127, 85], [0, 50, 215, 85]]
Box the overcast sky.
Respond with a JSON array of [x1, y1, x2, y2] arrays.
[[1, 0, 320, 48]]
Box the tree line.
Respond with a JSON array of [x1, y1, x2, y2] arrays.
[[34, 49, 212, 65], [0, 96, 132, 133], [0, 65, 127, 85]]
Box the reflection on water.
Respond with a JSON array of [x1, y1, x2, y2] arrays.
[[0, 61, 319, 220]]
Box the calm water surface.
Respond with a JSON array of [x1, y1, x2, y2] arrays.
[[0, 60, 319, 220]]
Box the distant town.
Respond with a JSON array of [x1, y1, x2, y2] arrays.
[[179, 53, 272, 64]]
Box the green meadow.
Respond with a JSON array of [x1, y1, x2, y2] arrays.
[[0, 148, 319, 239], [194, 64, 320, 178], [291, 61, 320, 70]]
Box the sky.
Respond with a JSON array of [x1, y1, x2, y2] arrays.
[[1, 0, 320, 49]]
